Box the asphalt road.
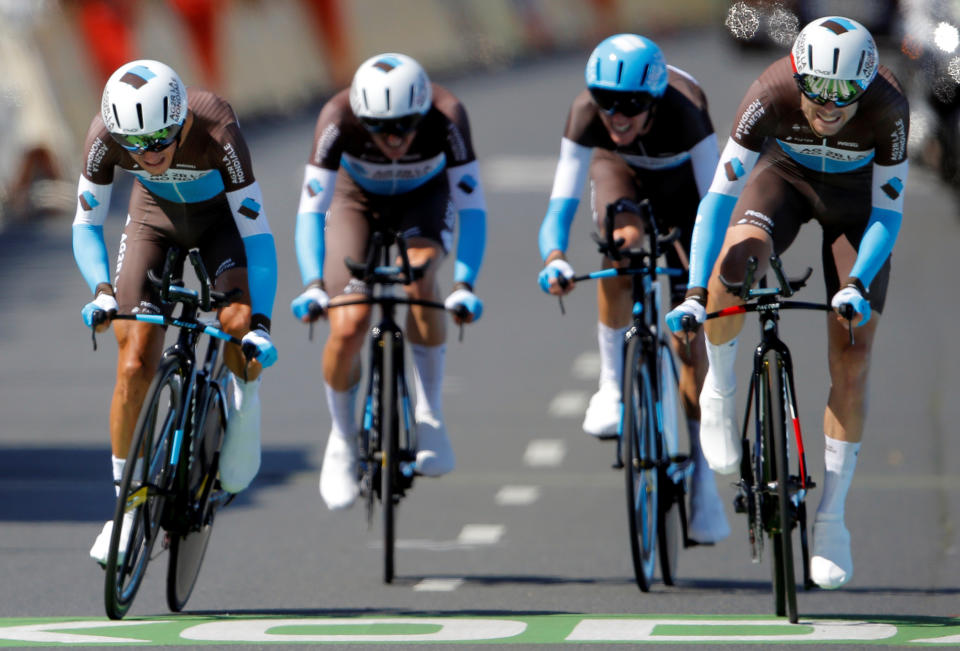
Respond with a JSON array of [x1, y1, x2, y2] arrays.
[[1, 27, 958, 648]]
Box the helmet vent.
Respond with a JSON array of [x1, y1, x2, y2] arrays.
[[111, 104, 121, 128], [409, 85, 415, 109], [832, 48, 839, 73], [616, 61, 624, 84], [808, 44, 813, 66], [136, 103, 144, 129], [362, 89, 369, 110], [640, 64, 649, 87], [162, 96, 169, 124], [385, 88, 391, 110], [856, 50, 865, 76]]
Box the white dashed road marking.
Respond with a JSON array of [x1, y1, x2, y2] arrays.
[[458, 524, 504, 545], [547, 391, 587, 418], [413, 578, 464, 592], [495, 485, 541, 505], [571, 351, 600, 380], [524, 439, 566, 467]]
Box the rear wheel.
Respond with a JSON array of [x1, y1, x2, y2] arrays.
[[623, 336, 657, 591], [764, 351, 797, 622], [657, 340, 682, 585], [166, 368, 228, 612], [105, 357, 184, 619], [381, 331, 399, 584]]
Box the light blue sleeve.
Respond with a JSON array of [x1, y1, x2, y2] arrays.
[[243, 233, 277, 321], [454, 208, 485, 287], [538, 197, 579, 261], [688, 191, 738, 289], [849, 207, 902, 286], [72, 224, 111, 293], [295, 211, 326, 285]]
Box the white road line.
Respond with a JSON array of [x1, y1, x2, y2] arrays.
[[457, 524, 504, 545], [571, 351, 600, 380], [524, 439, 566, 467], [547, 390, 587, 418], [495, 485, 541, 505], [413, 578, 464, 592]]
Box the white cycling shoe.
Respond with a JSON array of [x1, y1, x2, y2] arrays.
[[811, 513, 853, 589], [415, 414, 455, 477], [319, 431, 359, 510], [219, 376, 262, 493], [582, 384, 620, 439], [89, 512, 135, 567], [687, 464, 731, 544], [698, 371, 741, 474]]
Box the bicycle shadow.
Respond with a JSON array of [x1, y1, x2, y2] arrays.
[[0, 445, 313, 522]]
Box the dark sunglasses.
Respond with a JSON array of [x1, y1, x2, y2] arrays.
[[110, 123, 182, 154], [358, 112, 424, 136], [589, 88, 656, 117], [794, 73, 866, 108]]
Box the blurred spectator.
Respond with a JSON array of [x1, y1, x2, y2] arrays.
[[0, 0, 74, 223]]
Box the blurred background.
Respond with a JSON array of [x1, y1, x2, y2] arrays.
[[2, 0, 959, 226]]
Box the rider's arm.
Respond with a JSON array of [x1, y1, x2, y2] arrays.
[[294, 164, 339, 287], [687, 138, 760, 291], [226, 180, 277, 331], [538, 137, 592, 261], [446, 160, 486, 288], [847, 159, 908, 289], [72, 175, 115, 294]]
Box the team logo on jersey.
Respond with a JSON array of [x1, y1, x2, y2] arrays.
[[457, 174, 477, 194], [724, 157, 745, 182], [306, 179, 324, 197], [78, 191, 99, 211], [881, 177, 903, 200], [119, 65, 156, 89], [238, 197, 261, 220]]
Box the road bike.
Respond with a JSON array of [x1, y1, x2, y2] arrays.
[[93, 247, 255, 619], [689, 254, 853, 623], [318, 229, 465, 583], [559, 198, 695, 592]]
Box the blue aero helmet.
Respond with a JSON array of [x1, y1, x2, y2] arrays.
[[585, 34, 668, 116]]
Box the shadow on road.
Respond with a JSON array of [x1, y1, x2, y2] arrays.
[[0, 445, 313, 522]]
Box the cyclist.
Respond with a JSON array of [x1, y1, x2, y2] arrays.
[[666, 16, 909, 589], [73, 60, 278, 565], [291, 53, 486, 510], [537, 34, 729, 544]]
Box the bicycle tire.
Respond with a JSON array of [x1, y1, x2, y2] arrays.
[[166, 365, 228, 612], [657, 340, 682, 585], [622, 335, 658, 591], [765, 350, 798, 622], [104, 356, 184, 619], [381, 331, 399, 584]]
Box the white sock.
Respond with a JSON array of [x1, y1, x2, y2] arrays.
[[324, 382, 358, 440], [111, 456, 125, 498], [705, 338, 739, 394], [817, 435, 860, 518], [229, 372, 261, 411], [411, 343, 445, 421], [598, 322, 628, 391]]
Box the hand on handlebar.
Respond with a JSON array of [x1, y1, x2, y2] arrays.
[[830, 285, 870, 326], [537, 259, 575, 296], [444, 288, 483, 324], [81, 293, 118, 331], [241, 329, 278, 368], [666, 297, 707, 334], [291, 286, 330, 322]]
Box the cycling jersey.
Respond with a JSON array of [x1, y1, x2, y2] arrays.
[[539, 66, 719, 262], [688, 57, 909, 302], [71, 88, 277, 331], [294, 83, 486, 293]]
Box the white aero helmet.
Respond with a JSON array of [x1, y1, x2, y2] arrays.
[[349, 53, 431, 135], [101, 59, 187, 153], [791, 16, 877, 106]]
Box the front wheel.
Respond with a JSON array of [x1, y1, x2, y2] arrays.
[[380, 331, 400, 584], [166, 368, 228, 612], [105, 356, 184, 620], [622, 335, 658, 591]]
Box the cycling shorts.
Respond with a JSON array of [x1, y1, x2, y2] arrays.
[[588, 148, 699, 305], [323, 169, 455, 298], [114, 184, 247, 316], [731, 154, 890, 312]]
